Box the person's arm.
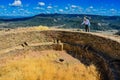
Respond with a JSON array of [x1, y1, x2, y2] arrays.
[[81, 21, 85, 25]]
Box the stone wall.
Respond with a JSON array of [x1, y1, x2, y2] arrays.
[[1, 30, 119, 60], [40, 30, 120, 80], [0, 30, 120, 80], [40, 30, 120, 60]]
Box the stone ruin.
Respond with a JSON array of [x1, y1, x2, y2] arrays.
[[0, 30, 120, 80]]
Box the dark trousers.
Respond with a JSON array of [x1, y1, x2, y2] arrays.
[[85, 25, 90, 32]]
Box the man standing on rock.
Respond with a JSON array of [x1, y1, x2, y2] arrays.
[[81, 17, 91, 32]]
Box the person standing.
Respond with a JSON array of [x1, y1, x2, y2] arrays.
[[81, 17, 91, 32]]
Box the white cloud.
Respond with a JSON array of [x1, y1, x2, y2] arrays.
[[59, 9, 63, 12], [19, 8, 24, 11], [65, 7, 68, 10], [38, 2, 45, 6], [12, 10, 16, 13], [34, 7, 45, 10], [89, 6, 93, 9], [47, 6, 52, 9], [9, 0, 22, 7], [85, 6, 94, 13], [110, 9, 117, 14], [34, 7, 41, 10], [110, 8, 116, 11], [4, 9, 7, 11], [71, 5, 77, 8]]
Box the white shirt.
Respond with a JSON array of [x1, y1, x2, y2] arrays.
[[81, 19, 90, 26]]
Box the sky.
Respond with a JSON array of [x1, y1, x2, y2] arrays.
[[0, 0, 120, 16]]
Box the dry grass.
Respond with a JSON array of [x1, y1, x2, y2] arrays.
[[0, 50, 100, 80], [33, 25, 49, 30], [24, 25, 49, 31]]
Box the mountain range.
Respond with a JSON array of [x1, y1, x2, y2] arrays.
[[0, 14, 120, 30]]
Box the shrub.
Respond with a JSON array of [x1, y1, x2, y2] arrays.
[[115, 31, 120, 35]]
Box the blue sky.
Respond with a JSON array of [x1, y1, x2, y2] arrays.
[[0, 0, 120, 16]]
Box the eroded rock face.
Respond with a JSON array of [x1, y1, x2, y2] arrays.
[[0, 30, 120, 80]]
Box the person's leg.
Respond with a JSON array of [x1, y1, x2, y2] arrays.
[[88, 27, 90, 32], [86, 25, 89, 32], [85, 25, 87, 32]]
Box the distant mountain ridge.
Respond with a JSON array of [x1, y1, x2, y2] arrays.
[[0, 14, 120, 30], [0, 16, 33, 21], [0, 16, 30, 19]]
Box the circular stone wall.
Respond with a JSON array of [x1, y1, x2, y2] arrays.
[[0, 30, 120, 80]]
